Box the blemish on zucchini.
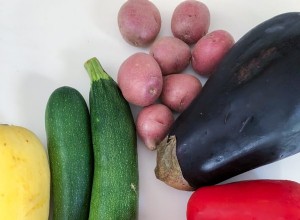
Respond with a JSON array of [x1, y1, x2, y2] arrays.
[[131, 183, 137, 194]]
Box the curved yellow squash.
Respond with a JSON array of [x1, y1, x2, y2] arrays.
[[0, 125, 50, 220]]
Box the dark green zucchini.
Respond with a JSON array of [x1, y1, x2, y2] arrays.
[[45, 86, 93, 219], [155, 12, 300, 190], [85, 57, 138, 220]]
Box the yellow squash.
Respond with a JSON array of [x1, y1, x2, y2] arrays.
[[0, 124, 50, 220]]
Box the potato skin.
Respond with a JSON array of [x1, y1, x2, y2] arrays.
[[136, 104, 174, 150], [117, 52, 163, 107], [161, 73, 202, 112], [171, 0, 210, 44], [150, 36, 191, 75], [192, 29, 235, 76], [118, 0, 161, 47]]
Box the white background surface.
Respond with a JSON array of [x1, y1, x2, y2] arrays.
[[1, 0, 300, 219]]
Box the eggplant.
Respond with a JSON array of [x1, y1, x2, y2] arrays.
[[155, 12, 300, 190]]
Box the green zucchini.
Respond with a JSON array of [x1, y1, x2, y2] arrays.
[[85, 57, 138, 220], [45, 86, 93, 220]]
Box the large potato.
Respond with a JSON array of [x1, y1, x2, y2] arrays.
[[118, 0, 161, 47], [150, 36, 191, 75], [171, 0, 210, 44], [117, 52, 163, 107]]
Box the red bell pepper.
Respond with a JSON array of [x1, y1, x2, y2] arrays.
[[187, 179, 300, 220]]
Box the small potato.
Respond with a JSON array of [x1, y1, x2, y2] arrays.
[[149, 36, 191, 75], [136, 104, 174, 150], [191, 29, 235, 76], [117, 52, 163, 107], [171, 0, 210, 44], [118, 0, 161, 47], [161, 73, 202, 112]]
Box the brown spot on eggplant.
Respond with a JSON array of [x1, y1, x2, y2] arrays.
[[235, 47, 278, 86], [155, 12, 300, 190]]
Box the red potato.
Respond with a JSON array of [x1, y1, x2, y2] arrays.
[[161, 73, 202, 112], [171, 0, 210, 45], [149, 36, 191, 75], [136, 104, 174, 150], [192, 29, 235, 76], [117, 0, 161, 47], [117, 52, 163, 107]]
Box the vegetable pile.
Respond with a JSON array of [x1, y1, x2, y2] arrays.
[[1, 1, 300, 220], [117, 1, 300, 219]]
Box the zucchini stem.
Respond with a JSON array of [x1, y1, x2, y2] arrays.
[[84, 57, 110, 82]]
